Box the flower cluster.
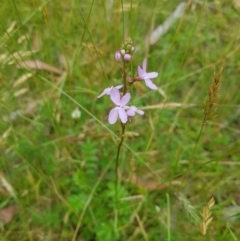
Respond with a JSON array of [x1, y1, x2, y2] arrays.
[[98, 87, 144, 124], [97, 38, 158, 125], [115, 37, 135, 62]]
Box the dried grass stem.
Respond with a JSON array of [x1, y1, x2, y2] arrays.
[[204, 67, 223, 123]]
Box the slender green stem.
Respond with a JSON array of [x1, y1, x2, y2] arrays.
[[115, 124, 126, 185], [121, 0, 125, 41], [114, 59, 128, 230], [182, 115, 206, 184], [189, 117, 206, 170], [166, 193, 171, 241], [122, 63, 127, 95], [114, 112, 126, 231], [115, 62, 128, 188]]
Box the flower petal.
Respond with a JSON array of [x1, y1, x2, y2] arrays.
[[120, 93, 131, 106], [116, 85, 123, 89], [145, 79, 158, 90], [127, 106, 144, 116], [110, 88, 121, 104], [118, 108, 128, 123], [136, 109, 144, 115], [127, 109, 135, 116], [142, 59, 147, 72], [97, 91, 106, 98], [138, 66, 144, 78], [108, 108, 118, 124], [145, 72, 158, 79]]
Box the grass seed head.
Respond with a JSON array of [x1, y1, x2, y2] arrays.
[[200, 197, 215, 236], [203, 67, 223, 124]]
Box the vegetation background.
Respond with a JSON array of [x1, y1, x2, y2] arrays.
[[0, 0, 240, 240]]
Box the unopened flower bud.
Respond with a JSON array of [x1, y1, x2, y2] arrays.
[[126, 37, 132, 45], [126, 44, 132, 52], [120, 49, 126, 55], [115, 51, 122, 61], [131, 46, 135, 53], [124, 54, 131, 62]]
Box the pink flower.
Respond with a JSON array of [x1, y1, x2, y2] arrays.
[[138, 59, 158, 90], [108, 88, 130, 124], [115, 51, 122, 61], [97, 85, 123, 98], [123, 54, 131, 62], [126, 106, 144, 116]]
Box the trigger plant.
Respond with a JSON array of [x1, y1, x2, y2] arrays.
[[97, 37, 158, 226]]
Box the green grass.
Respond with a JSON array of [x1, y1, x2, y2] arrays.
[[1, 0, 240, 240]]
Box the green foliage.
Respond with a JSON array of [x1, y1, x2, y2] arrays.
[[95, 221, 119, 241], [0, 0, 240, 240], [68, 193, 88, 213], [80, 138, 99, 177]]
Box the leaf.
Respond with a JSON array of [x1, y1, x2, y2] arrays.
[[0, 173, 15, 197], [142, 102, 195, 110], [0, 205, 18, 224], [13, 73, 33, 88], [129, 174, 181, 191], [17, 60, 64, 75], [148, 2, 186, 44], [13, 88, 29, 97]]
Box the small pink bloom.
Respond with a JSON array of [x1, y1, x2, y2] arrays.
[[108, 88, 131, 124], [123, 54, 131, 62], [97, 85, 123, 98], [138, 59, 158, 90], [125, 106, 144, 116]]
